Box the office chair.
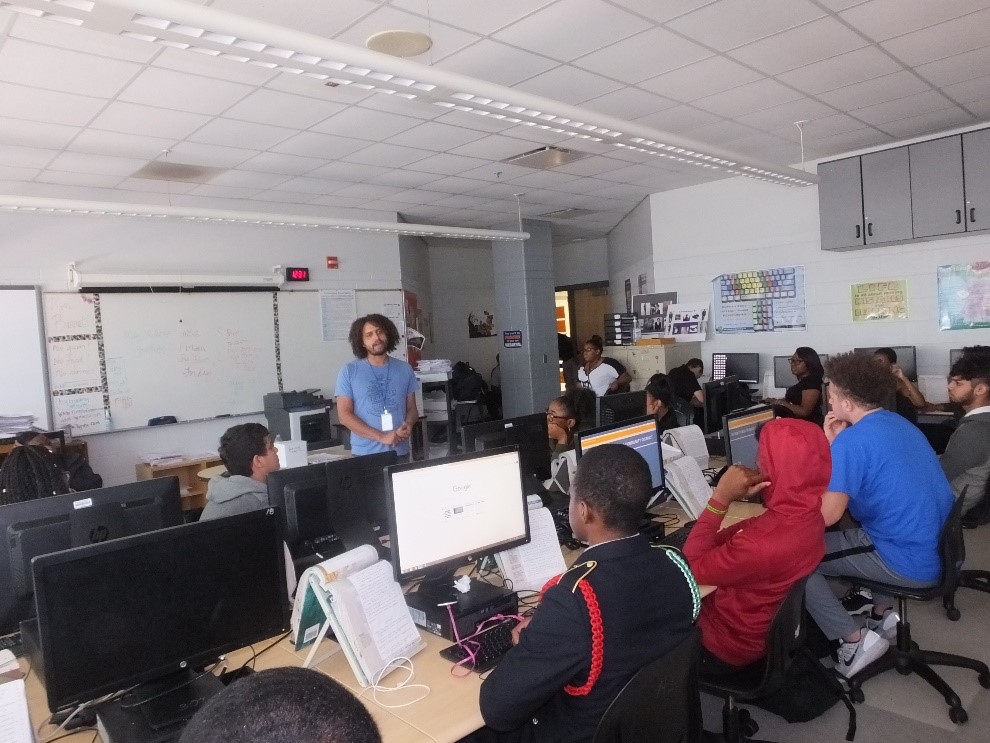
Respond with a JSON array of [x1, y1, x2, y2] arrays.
[[943, 478, 990, 621], [841, 496, 990, 723], [698, 578, 854, 743], [592, 628, 702, 743]]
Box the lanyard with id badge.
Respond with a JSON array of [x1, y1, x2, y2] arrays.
[[371, 359, 394, 431]]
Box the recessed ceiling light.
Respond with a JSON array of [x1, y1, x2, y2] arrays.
[[366, 30, 432, 58]]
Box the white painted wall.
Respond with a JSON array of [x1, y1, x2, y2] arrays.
[[0, 209, 402, 486], [607, 198, 654, 312], [553, 238, 608, 288]]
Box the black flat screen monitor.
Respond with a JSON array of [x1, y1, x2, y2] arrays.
[[31, 508, 289, 713], [267, 462, 330, 558], [723, 406, 775, 469], [385, 447, 529, 592], [0, 477, 182, 635], [773, 354, 829, 389], [460, 413, 550, 480], [595, 389, 647, 427], [703, 376, 748, 434], [854, 346, 917, 381], [575, 415, 664, 496], [712, 353, 760, 384]]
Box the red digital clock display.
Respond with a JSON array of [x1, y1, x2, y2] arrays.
[[285, 267, 310, 282]]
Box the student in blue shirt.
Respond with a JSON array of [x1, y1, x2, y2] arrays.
[[805, 352, 953, 679], [335, 314, 419, 457]]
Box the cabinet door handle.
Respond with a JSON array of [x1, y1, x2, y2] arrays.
[[855, 224, 861, 239], [867, 222, 873, 237], [956, 210, 962, 225], [971, 207, 977, 224]]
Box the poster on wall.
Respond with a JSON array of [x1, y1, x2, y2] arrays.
[[712, 266, 806, 334], [663, 304, 709, 342], [633, 292, 678, 337], [851, 280, 908, 322], [468, 310, 495, 338], [938, 262, 990, 330], [319, 289, 356, 341]]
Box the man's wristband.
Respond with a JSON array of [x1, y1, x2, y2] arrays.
[[706, 501, 729, 516]]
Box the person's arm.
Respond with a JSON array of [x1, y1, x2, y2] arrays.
[[395, 392, 418, 441], [893, 367, 927, 409], [821, 490, 849, 527], [691, 389, 705, 407], [822, 412, 849, 444], [774, 388, 821, 419], [939, 422, 985, 482], [336, 396, 399, 447]]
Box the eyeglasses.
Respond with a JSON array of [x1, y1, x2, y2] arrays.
[[546, 409, 570, 421]]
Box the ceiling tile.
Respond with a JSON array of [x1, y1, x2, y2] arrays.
[[776, 46, 903, 95], [606, 0, 718, 23], [0, 164, 40, 181], [11, 14, 157, 63], [208, 169, 292, 189], [384, 122, 487, 151], [35, 170, 124, 188], [0, 117, 79, 149], [391, 0, 556, 35], [186, 184, 262, 200], [879, 107, 977, 137], [406, 153, 492, 176], [818, 70, 933, 110], [552, 154, 637, 177], [47, 151, 147, 176], [333, 6, 479, 62], [633, 105, 723, 132], [252, 189, 321, 204], [188, 119, 297, 150], [504, 170, 582, 189], [272, 131, 369, 159], [0, 38, 141, 98], [113, 178, 199, 194], [943, 74, 990, 104], [0, 82, 106, 128], [436, 40, 559, 86], [357, 93, 446, 120], [574, 28, 712, 83], [515, 66, 623, 105], [774, 112, 867, 139], [365, 169, 442, 188], [0, 144, 59, 169], [639, 56, 764, 103], [342, 142, 435, 167], [67, 130, 175, 160], [851, 90, 959, 126], [493, 0, 652, 62], [689, 119, 764, 145], [816, 0, 869, 9], [447, 134, 542, 160], [119, 68, 254, 115], [316, 183, 406, 200], [89, 102, 211, 140], [666, 0, 825, 52], [314, 108, 422, 141], [692, 79, 804, 118], [271, 177, 350, 195], [728, 17, 867, 74], [915, 46, 990, 87], [225, 89, 346, 129], [390, 189, 448, 204], [419, 175, 489, 194], [305, 161, 392, 181], [881, 9, 990, 66], [210, 0, 377, 38], [238, 152, 327, 176], [160, 141, 256, 168], [839, 0, 990, 43], [965, 97, 990, 119], [264, 73, 373, 105], [734, 97, 837, 133], [583, 88, 677, 120], [433, 109, 516, 133]]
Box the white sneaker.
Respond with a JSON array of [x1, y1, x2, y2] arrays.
[[865, 609, 900, 642], [836, 629, 889, 678]]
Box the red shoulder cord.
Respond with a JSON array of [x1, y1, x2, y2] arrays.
[[541, 573, 604, 696]]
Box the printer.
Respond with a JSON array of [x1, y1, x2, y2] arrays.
[[263, 391, 336, 451]]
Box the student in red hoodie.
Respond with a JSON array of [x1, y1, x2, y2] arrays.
[[683, 418, 828, 671]]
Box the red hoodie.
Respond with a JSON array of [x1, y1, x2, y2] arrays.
[[682, 418, 828, 667]]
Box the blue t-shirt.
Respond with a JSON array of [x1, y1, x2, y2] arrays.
[[828, 409, 953, 582], [335, 357, 418, 456]]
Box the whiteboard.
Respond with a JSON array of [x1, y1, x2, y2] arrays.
[[0, 287, 51, 431], [99, 293, 278, 429]]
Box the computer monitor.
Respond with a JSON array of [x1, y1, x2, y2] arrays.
[[574, 415, 665, 497], [385, 447, 530, 597], [950, 348, 964, 366], [854, 346, 917, 381], [460, 413, 550, 480], [711, 353, 760, 384], [595, 389, 647, 427], [723, 406, 775, 469], [773, 354, 829, 389], [29, 508, 290, 718], [0, 477, 182, 635], [267, 462, 333, 562], [702, 376, 748, 433]]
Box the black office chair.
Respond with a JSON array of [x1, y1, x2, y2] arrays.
[[943, 478, 990, 621], [841, 496, 990, 723], [699, 578, 853, 743], [593, 628, 702, 743]]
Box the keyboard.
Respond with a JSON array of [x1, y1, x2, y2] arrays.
[[0, 631, 23, 658], [439, 619, 516, 673], [656, 521, 696, 551]]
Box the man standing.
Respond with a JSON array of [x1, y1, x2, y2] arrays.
[[806, 353, 953, 678], [479, 444, 698, 743], [940, 346, 990, 515], [336, 314, 419, 457]]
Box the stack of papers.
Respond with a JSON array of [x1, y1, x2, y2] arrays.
[[416, 359, 452, 373], [137, 452, 186, 465], [0, 415, 34, 437]]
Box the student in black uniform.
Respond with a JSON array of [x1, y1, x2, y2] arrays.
[[479, 444, 699, 743], [765, 346, 825, 426], [644, 373, 682, 432]]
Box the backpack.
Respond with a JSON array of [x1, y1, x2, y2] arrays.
[[451, 361, 488, 402]]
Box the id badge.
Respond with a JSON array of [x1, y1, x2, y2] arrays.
[[381, 411, 394, 431]]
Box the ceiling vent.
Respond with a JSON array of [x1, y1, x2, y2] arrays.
[[131, 161, 226, 184], [541, 208, 595, 220], [501, 146, 588, 170]]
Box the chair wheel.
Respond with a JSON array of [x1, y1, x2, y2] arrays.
[[849, 688, 865, 703], [743, 719, 759, 738], [949, 707, 968, 724], [946, 607, 961, 621], [979, 673, 990, 689]]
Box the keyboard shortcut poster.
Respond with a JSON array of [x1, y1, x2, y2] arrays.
[[712, 266, 807, 334]]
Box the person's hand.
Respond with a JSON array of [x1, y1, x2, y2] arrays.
[[607, 381, 618, 392], [764, 397, 781, 406], [823, 412, 849, 443], [395, 420, 412, 441], [713, 465, 769, 505], [511, 616, 532, 646], [378, 430, 400, 447], [891, 364, 907, 382]]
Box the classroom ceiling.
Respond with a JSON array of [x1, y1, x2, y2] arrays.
[[1, 0, 990, 244]]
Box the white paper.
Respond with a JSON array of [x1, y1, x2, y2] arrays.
[[0, 679, 32, 743], [495, 508, 567, 593], [319, 289, 356, 341], [664, 425, 709, 469], [347, 560, 424, 666], [665, 457, 712, 521]]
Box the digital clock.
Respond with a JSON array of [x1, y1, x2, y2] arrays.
[[285, 266, 310, 282]]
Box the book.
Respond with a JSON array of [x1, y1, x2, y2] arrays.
[[291, 545, 425, 686], [664, 425, 709, 469], [664, 456, 712, 521], [494, 507, 567, 593]]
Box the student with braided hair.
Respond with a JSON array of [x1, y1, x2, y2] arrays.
[[0, 445, 70, 505], [479, 444, 698, 743]]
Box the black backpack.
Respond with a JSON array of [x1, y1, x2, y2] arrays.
[[451, 361, 488, 401]]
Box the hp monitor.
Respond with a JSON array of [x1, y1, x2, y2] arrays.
[[723, 406, 775, 469], [711, 353, 760, 384], [575, 415, 665, 496], [460, 413, 550, 480], [854, 346, 917, 381], [773, 354, 829, 389], [595, 389, 647, 427], [702, 376, 749, 433]]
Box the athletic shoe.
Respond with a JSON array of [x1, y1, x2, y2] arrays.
[[836, 629, 889, 678], [841, 586, 874, 615], [865, 609, 900, 642]]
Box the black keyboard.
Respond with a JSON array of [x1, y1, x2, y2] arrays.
[[0, 631, 23, 657], [656, 521, 696, 550], [439, 619, 516, 673]]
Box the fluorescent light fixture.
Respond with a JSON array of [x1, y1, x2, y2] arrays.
[[67, 262, 284, 289], [0, 196, 531, 241]]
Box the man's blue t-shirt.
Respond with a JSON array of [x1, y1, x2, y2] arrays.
[[335, 357, 418, 456], [829, 409, 953, 582]]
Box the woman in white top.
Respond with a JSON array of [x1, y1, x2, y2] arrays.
[[577, 335, 632, 397]]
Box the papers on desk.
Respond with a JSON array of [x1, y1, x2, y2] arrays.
[[0, 679, 31, 743], [664, 456, 712, 521], [664, 425, 709, 469], [0, 414, 34, 436], [416, 359, 452, 373], [495, 507, 566, 593], [291, 545, 425, 686]]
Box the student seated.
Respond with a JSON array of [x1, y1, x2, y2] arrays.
[[873, 347, 926, 423], [764, 346, 825, 425], [683, 419, 827, 673], [201, 423, 281, 521], [546, 395, 579, 459], [644, 373, 682, 432], [667, 358, 705, 411], [178, 667, 381, 743], [939, 346, 990, 515], [577, 335, 631, 396], [14, 431, 102, 491], [0, 444, 69, 506], [479, 444, 698, 743]]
